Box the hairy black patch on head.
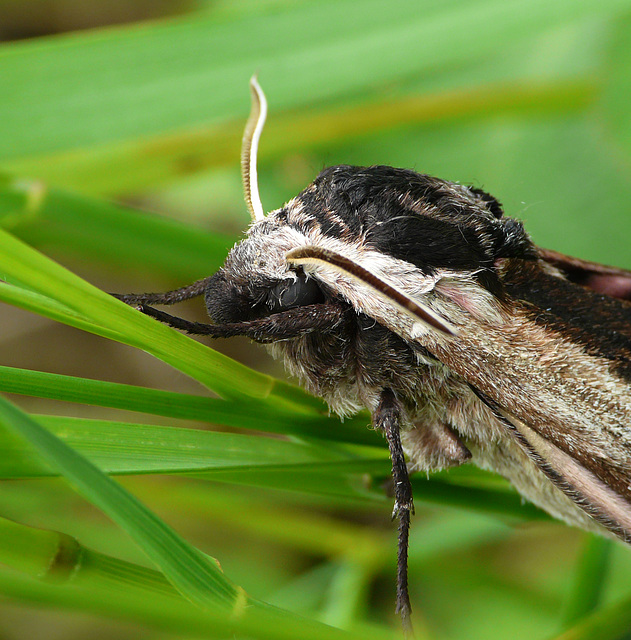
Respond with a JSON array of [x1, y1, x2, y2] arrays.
[[496, 219, 536, 260], [204, 270, 251, 324], [204, 270, 280, 323]]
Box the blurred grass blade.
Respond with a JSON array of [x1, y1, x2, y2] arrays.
[[0, 81, 596, 196], [550, 594, 631, 640], [0, 515, 178, 597], [601, 12, 631, 161], [409, 475, 549, 522], [0, 174, 236, 279], [0, 515, 83, 581], [0, 394, 240, 609], [0, 569, 397, 640], [321, 559, 371, 629], [1, 0, 629, 194], [561, 536, 613, 627]]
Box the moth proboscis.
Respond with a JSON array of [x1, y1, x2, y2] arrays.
[[115, 77, 631, 635]]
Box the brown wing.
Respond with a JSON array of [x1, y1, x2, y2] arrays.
[[472, 387, 631, 543], [434, 258, 631, 542], [283, 244, 631, 542], [540, 247, 631, 301]]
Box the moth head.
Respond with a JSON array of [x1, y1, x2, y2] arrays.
[[204, 256, 326, 325]]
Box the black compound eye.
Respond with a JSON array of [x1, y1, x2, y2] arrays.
[[267, 272, 324, 313]]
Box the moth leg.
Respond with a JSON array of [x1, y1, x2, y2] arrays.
[[112, 276, 214, 306], [133, 302, 347, 343], [373, 388, 414, 636]]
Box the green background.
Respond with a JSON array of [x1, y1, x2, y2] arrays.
[[0, 1, 631, 639]]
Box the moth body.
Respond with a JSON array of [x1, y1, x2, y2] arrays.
[[203, 164, 631, 538], [116, 80, 631, 631]]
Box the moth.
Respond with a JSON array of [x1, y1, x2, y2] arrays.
[[116, 78, 631, 633]]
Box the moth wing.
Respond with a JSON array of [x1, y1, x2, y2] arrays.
[[443, 261, 631, 543], [476, 392, 631, 542], [540, 247, 631, 301], [286, 245, 631, 542], [441, 260, 631, 543]]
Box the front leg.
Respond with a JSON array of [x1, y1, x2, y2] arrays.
[[373, 388, 414, 636], [120, 302, 347, 343]]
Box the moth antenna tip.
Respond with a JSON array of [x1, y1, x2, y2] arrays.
[[241, 74, 268, 222]]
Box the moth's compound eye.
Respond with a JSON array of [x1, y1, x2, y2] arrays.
[[267, 271, 324, 313]]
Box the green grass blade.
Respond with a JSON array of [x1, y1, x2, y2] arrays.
[[0, 227, 282, 402], [0, 413, 385, 478], [409, 474, 549, 522], [0, 282, 127, 339], [0, 365, 379, 445], [561, 536, 613, 627], [0, 226, 356, 414], [0, 569, 398, 640], [550, 595, 631, 640], [601, 12, 631, 162], [0, 515, 83, 581], [0, 515, 178, 597], [0, 394, 240, 609], [0, 408, 541, 519]]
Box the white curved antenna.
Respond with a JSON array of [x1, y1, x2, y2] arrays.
[[241, 75, 268, 222]]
